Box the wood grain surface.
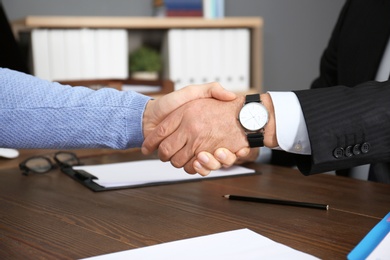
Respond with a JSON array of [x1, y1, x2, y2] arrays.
[[1, 149, 389, 259]]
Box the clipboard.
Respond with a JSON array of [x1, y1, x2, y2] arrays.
[[61, 159, 257, 192]]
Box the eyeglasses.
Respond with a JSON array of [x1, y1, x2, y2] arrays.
[[19, 151, 81, 175]]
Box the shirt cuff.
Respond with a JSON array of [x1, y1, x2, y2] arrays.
[[267, 91, 311, 155]]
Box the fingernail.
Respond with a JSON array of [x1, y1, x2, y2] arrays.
[[216, 150, 227, 160], [194, 160, 203, 170], [198, 153, 209, 164]]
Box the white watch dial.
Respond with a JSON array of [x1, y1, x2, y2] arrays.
[[239, 102, 269, 131]]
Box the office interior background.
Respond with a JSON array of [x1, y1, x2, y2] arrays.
[[3, 0, 344, 92]]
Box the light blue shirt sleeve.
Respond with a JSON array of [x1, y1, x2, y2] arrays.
[[0, 68, 151, 149]]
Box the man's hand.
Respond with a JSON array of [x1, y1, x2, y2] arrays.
[[142, 95, 250, 174], [142, 82, 236, 138], [191, 93, 277, 175]]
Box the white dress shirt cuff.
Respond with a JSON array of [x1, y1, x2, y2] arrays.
[[267, 91, 311, 155]]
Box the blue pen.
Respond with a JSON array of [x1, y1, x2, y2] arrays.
[[348, 212, 390, 260]]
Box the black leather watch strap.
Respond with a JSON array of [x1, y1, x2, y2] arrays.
[[247, 133, 264, 148], [245, 94, 261, 104]]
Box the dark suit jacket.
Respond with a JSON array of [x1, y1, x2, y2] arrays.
[[286, 0, 390, 182], [0, 2, 29, 73]]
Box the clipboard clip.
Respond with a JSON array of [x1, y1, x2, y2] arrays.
[[73, 170, 98, 182], [61, 167, 108, 192]]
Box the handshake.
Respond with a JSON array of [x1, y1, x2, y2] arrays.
[[141, 82, 277, 176]]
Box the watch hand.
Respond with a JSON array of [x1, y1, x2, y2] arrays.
[[243, 117, 254, 124], [249, 110, 257, 118]]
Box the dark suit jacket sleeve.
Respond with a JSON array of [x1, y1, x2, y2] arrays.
[[291, 81, 390, 175], [311, 0, 390, 89]]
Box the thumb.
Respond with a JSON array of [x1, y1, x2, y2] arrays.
[[175, 82, 236, 105], [208, 82, 236, 101], [154, 82, 236, 120]]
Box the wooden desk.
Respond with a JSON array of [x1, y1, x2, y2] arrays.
[[1, 149, 389, 259]]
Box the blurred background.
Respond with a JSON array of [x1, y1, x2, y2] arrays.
[[2, 0, 344, 92]]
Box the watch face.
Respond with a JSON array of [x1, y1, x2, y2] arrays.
[[239, 102, 269, 131]]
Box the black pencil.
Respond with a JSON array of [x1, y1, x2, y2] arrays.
[[223, 194, 329, 210]]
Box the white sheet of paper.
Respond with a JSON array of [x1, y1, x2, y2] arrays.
[[73, 159, 255, 188], [367, 232, 390, 260], [81, 228, 319, 260]]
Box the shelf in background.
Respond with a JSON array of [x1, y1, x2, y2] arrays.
[[12, 16, 263, 93], [15, 16, 262, 29]]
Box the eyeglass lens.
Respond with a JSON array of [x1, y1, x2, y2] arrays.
[[24, 157, 53, 173], [55, 152, 80, 167], [20, 152, 81, 175]]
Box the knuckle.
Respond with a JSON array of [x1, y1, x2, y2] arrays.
[[158, 143, 171, 161], [170, 159, 182, 169], [189, 124, 203, 137], [170, 155, 185, 168], [155, 124, 169, 138]]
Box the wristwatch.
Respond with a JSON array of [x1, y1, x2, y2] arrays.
[[238, 94, 269, 147]]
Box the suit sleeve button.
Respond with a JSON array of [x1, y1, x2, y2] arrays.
[[353, 144, 361, 155], [361, 142, 370, 153], [345, 146, 353, 157], [333, 147, 344, 159]]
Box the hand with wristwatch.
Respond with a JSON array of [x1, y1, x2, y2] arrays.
[[194, 93, 277, 175], [142, 90, 276, 176]]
